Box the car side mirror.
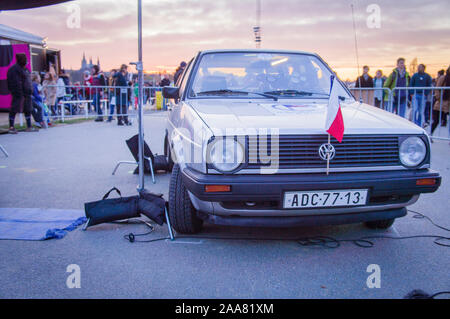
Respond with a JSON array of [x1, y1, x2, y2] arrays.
[[162, 86, 180, 99]]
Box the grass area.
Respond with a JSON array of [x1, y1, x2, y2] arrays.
[[0, 117, 94, 133], [53, 117, 95, 125]]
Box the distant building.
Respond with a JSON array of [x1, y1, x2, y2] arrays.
[[67, 53, 100, 83]]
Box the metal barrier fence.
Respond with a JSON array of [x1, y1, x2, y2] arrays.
[[350, 86, 450, 141], [31, 85, 167, 123], [29, 83, 449, 141], [349, 87, 391, 110]]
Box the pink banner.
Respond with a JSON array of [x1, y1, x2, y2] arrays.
[[0, 44, 31, 109]]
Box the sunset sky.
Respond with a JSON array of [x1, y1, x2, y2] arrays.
[[1, 0, 449, 80]]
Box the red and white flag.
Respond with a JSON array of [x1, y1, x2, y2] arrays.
[[325, 76, 345, 143]]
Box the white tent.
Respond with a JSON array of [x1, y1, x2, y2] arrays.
[[0, 24, 45, 46]]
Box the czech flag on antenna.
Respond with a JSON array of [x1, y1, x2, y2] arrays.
[[325, 75, 345, 143]]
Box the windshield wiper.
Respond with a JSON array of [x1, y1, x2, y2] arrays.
[[263, 89, 329, 97], [196, 89, 278, 101]]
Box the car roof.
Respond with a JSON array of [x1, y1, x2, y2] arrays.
[[198, 49, 319, 57]]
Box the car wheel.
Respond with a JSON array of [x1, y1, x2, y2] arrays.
[[168, 164, 203, 234], [364, 218, 395, 230], [164, 136, 174, 172]]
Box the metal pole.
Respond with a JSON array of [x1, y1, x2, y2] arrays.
[[255, 0, 261, 48], [351, 3, 362, 100], [165, 207, 175, 241], [438, 89, 443, 136], [136, 0, 145, 192], [0, 145, 8, 158], [326, 134, 330, 175]]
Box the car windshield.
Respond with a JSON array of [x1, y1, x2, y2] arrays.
[[190, 52, 348, 99]]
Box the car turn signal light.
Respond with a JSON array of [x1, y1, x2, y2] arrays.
[[205, 185, 231, 193], [416, 178, 436, 186]]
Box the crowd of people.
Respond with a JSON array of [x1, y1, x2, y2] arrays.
[[57, 63, 134, 126], [353, 57, 450, 135], [5, 54, 181, 133], [6, 53, 449, 138]]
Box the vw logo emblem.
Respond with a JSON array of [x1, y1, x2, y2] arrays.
[[319, 143, 336, 161]]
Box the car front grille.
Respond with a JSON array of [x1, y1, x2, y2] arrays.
[[246, 134, 400, 169]]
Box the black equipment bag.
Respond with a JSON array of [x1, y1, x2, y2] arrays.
[[84, 187, 139, 229], [125, 134, 170, 174], [138, 189, 166, 225], [152, 155, 169, 172], [126, 134, 153, 174]]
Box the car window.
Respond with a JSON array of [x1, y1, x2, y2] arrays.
[[189, 52, 348, 98]]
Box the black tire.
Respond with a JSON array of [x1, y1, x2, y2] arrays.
[[364, 218, 395, 230], [164, 136, 174, 172], [168, 164, 203, 234]]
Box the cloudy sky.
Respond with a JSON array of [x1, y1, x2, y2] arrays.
[[1, 0, 449, 80]]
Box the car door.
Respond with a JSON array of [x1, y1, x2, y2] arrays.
[[167, 57, 195, 156]]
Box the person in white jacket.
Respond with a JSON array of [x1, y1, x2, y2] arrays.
[[55, 75, 66, 115]]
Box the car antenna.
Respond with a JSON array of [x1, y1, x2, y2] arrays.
[[351, 3, 363, 104]]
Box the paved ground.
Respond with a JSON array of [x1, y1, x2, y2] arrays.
[[0, 113, 449, 299], [0, 103, 158, 127]]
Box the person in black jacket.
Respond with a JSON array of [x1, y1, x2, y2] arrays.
[[91, 65, 106, 122], [114, 64, 131, 126], [355, 65, 374, 88], [7, 53, 38, 133], [159, 75, 171, 87], [173, 61, 187, 85], [355, 65, 374, 105]]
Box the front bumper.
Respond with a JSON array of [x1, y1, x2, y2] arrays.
[[200, 208, 408, 228], [182, 167, 441, 220]]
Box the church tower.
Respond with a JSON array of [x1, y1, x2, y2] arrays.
[[81, 52, 87, 70]]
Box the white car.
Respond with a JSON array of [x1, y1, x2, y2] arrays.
[[162, 49, 441, 234]]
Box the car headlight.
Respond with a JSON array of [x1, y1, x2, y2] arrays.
[[399, 136, 427, 167], [208, 138, 244, 172]]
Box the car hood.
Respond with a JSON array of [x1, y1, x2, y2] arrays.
[[188, 99, 425, 136]]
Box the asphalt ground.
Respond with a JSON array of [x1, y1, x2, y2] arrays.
[[0, 112, 449, 298]]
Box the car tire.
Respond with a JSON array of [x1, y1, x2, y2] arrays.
[[364, 218, 395, 230], [164, 136, 174, 172], [168, 164, 203, 234]]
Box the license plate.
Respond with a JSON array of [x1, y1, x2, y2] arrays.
[[283, 189, 368, 209]]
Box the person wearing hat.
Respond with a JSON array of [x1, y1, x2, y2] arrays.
[[7, 53, 38, 133], [113, 64, 131, 126], [174, 61, 187, 85]]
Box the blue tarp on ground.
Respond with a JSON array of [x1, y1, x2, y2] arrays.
[[0, 208, 86, 240]]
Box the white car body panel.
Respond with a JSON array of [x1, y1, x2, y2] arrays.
[[187, 99, 425, 137]]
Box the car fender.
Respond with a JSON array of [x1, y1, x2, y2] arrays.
[[167, 101, 213, 173]]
